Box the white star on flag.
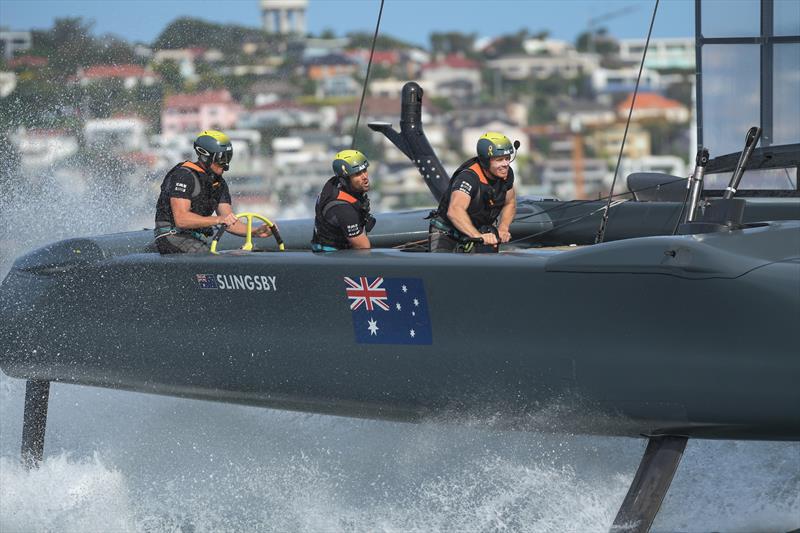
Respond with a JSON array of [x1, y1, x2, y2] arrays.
[[410, 329, 416, 338], [367, 318, 379, 336], [402, 285, 407, 293], [413, 298, 419, 307], [396, 302, 402, 310]]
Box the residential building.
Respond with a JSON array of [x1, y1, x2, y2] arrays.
[[317, 75, 361, 98], [420, 54, 482, 101], [16, 129, 79, 170], [538, 158, 609, 199], [161, 90, 241, 137], [522, 38, 572, 56], [0, 71, 16, 98], [84, 116, 149, 153], [555, 99, 617, 131], [304, 53, 359, 81], [587, 123, 652, 160], [617, 92, 690, 124], [7, 55, 48, 69], [369, 78, 412, 98], [0, 29, 32, 60], [619, 38, 695, 71], [76, 64, 160, 89], [301, 38, 349, 60], [152, 49, 199, 81], [487, 51, 598, 80], [238, 101, 335, 130], [591, 67, 661, 95], [248, 80, 299, 106], [345, 49, 400, 69]]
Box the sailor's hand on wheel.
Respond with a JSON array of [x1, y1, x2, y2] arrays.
[[218, 213, 239, 227], [481, 232, 498, 245], [253, 224, 273, 238], [498, 228, 511, 243]]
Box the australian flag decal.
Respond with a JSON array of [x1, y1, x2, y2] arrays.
[[344, 276, 432, 345]]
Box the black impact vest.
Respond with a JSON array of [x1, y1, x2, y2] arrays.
[[155, 161, 227, 230], [436, 157, 514, 229], [312, 176, 371, 249]]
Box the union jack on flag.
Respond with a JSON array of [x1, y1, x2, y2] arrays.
[[343, 276, 432, 345], [345, 276, 390, 311], [195, 273, 218, 289]]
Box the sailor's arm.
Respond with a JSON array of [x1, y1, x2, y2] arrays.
[[497, 188, 516, 243], [170, 198, 235, 230], [447, 191, 498, 245], [347, 232, 371, 249]]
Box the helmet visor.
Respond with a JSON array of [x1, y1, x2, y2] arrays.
[[214, 150, 232, 165]]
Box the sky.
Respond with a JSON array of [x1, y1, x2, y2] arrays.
[[1, 0, 695, 48]]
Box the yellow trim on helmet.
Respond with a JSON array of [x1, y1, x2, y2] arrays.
[[480, 131, 512, 149], [198, 130, 230, 145]]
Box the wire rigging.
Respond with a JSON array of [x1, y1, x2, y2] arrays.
[[351, 0, 386, 149], [595, 0, 660, 244]]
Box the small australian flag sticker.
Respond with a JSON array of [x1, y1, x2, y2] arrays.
[[344, 276, 432, 345], [196, 273, 218, 289]]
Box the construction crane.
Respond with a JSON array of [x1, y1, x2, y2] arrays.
[[586, 5, 640, 55]]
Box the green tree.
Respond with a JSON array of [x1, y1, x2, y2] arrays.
[[28, 18, 138, 78], [153, 18, 272, 55], [152, 60, 184, 93], [346, 32, 417, 51], [430, 32, 477, 58]]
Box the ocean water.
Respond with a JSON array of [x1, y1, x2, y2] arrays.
[[1, 173, 798, 532]]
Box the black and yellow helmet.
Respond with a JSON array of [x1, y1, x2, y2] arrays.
[[476, 132, 514, 166], [194, 130, 233, 171], [332, 149, 369, 178]]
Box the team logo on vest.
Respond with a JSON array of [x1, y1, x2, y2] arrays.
[[195, 273, 278, 291]]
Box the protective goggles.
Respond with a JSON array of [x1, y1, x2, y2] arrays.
[[213, 150, 233, 166]]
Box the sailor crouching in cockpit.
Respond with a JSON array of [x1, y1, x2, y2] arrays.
[[153, 130, 273, 254], [428, 132, 517, 253], [311, 149, 376, 252]]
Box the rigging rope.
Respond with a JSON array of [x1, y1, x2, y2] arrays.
[[351, 0, 386, 149], [594, 0, 660, 244]]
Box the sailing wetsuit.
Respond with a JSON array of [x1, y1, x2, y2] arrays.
[[311, 176, 373, 251], [429, 157, 514, 253], [154, 161, 231, 254]]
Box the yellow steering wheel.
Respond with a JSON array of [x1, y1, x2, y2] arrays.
[[210, 212, 285, 254]]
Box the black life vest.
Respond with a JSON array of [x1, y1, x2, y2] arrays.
[[435, 157, 513, 229], [155, 161, 225, 230], [312, 176, 372, 249]]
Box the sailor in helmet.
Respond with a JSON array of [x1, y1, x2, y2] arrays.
[[429, 132, 517, 253], [154, 130, 273, 254], [311, 149, 376, 252]]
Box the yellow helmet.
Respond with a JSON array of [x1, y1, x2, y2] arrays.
[[332, 149, 369, 177], [194, 130, 233, 170], [476, 132, 514, 166]]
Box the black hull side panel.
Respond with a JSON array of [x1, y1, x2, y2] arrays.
[[1, 223, 798, 440]]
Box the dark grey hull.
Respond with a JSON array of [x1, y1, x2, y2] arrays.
[[2, 220, 798, 441]]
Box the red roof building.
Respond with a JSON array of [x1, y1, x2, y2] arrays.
[[77, 64, 160, 88], [161, 90, 241, 136], [7, 55, 48, 69], [617, 92, 690, 123]]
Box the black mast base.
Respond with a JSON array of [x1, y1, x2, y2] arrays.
[[611, 435, 689, 533], [21, 379, 50, 469]]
